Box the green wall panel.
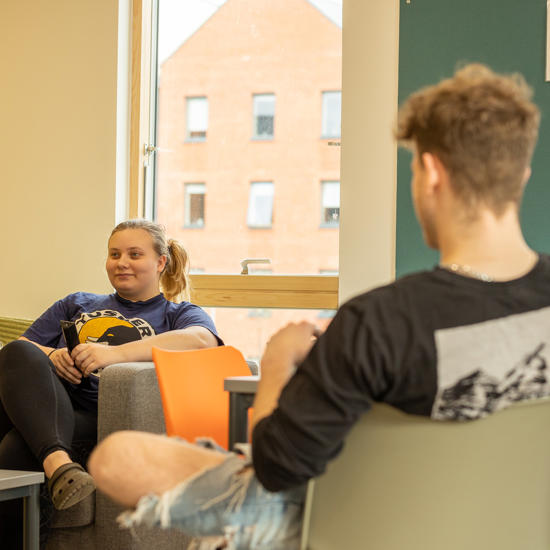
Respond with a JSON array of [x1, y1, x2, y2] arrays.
[[397, 0, 550, 277]]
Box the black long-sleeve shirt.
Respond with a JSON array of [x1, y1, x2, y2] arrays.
[[252, 255, 550, 491]]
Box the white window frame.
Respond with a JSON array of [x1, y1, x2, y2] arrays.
[[184, 182, 206, 228], [252, 93, 275, 140], [247, 181, 274, 228], [186, 96, 208, 141], [321, 90, 342, 139], [320, 180, 340, 227]]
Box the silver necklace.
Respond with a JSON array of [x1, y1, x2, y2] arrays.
[[440, 263, 493, 282]]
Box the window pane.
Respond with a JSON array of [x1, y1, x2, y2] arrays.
[[205, 307, 336, 363], [184, 183, 205, 227], [322, 91, 341, 138], [247, 182, 273, 227], [186, 97, 208, 139], [156, 0, 342, 274], [253, 94, 275, 138]]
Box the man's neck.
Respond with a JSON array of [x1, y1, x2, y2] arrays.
[[438, 206, 538, 281]]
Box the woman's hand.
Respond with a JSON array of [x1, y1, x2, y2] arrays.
[[72, 343, 125, 377], [49, 347, 83, 385]]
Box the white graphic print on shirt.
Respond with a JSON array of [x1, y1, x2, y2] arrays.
[[432, 306, 550, 421]]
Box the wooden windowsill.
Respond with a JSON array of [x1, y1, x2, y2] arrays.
[[190, 274, 338, 309]]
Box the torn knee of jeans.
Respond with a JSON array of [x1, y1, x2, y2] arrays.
[[199, 467, 254, 515]]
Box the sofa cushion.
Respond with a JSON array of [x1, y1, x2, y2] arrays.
[[0, 316, 33, 346], [50, 493, 95, 528]]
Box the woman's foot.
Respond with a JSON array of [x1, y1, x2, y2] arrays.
[[43, 449, 72, 479], [48, 462, 96, 510]]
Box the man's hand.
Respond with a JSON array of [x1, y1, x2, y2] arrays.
[[261, 321, 320, 377], [251, 321, 321, 433], [72, 343, 125, 377], [49, 347, 82, 384]]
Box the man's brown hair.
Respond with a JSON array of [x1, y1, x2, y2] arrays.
[[396, 64, 540, 214]]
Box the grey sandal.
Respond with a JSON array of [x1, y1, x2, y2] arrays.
[[48, 462, 96, 510]]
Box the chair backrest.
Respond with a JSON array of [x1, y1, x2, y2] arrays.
[[302, 399, 550, 550], [152, 345, 252, 448]]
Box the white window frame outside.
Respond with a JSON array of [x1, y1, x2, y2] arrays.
[[247, 181, 274, 228], [321, 180, 340, 227], [186, 96, 208, 141], [184, 182, 206, 228], [321, 91, 342, 139], [252, 93, 275, 140]]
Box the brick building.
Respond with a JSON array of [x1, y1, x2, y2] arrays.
[[155, 0, 342, 357]]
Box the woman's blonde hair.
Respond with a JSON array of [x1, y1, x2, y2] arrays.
[[110, 219, 191, 302]]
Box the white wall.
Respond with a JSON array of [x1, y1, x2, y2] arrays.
[[339, 0, 399, 303], [0, 1, 121, 318]]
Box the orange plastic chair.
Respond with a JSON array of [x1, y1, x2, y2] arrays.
[[152, 345, 252, 449]]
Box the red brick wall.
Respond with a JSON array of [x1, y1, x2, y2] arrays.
[[156, 0, 341, 357]]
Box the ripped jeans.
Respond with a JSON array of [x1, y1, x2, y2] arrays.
[[118, 441, 307, 550]]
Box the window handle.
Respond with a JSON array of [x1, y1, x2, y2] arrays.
[[240, 258, 271, 275]]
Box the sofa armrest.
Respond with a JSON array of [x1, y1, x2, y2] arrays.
[[97, 362, 166, 442]]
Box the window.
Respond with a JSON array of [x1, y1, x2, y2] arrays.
[[252, 94, 275, 139], [141, 1, 341, 351], [247, 182, 274, 228], [152, 1, 341, 274], [321, 181, 340, 226], [202, 307, 337, 359], [184, 183, 205, 227], [186, 97, 208, 140], [321, 91, 341, 138]]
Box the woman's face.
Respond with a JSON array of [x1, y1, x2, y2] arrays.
[[106, 228, 167, 302]]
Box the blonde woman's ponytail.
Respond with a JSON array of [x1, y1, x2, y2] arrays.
[[160, 239, 191, 302]]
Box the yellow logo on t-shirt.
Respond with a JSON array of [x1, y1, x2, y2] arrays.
[[74, 310, 155, 345]]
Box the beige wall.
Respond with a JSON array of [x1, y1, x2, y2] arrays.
[[339, 0, 399, 303], [0, 0, 121, 318]]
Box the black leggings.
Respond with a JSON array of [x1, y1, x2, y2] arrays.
[[0, 340, 97, 545]]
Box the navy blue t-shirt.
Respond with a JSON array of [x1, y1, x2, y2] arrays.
[[23, 292, 222, 410]]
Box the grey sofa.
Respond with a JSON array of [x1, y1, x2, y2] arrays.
[[46, 362, 191, 550]]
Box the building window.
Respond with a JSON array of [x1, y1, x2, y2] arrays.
[[186, 97, 208, 140], [247, 182, 274, 228], [321, 91, 341, 138], [252, 94, 275, 139], [184, 183, 205, 227], [321, 181, 340, 226]]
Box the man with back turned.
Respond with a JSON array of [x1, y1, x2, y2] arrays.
[[89, 64, 550, 549]]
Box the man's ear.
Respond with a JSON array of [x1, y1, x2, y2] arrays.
[[421, 152, 447, 195], [521, 166, 532, 188]]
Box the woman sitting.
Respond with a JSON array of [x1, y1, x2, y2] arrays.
[[0, 219, 221, 546]]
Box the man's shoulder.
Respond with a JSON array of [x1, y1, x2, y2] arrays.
[[536, 253, 550, 271], [344, 269, 439, 311]]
